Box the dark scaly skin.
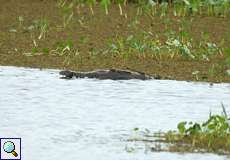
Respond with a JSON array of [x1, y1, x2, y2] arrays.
[[59, 69, 155, 80]]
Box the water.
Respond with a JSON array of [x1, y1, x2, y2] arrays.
[[0, 66, 230, 160]]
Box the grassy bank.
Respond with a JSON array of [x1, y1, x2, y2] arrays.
[[0, 0, 230, 82]]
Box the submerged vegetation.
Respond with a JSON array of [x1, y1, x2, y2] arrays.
[[129, 104, 230, 154]]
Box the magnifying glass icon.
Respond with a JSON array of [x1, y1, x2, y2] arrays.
[[3, 141, 18, 157]]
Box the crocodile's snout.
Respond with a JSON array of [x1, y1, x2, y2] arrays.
[[59, 70, 74, 79]]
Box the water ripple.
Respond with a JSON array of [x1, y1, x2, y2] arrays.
[[0, 66, 230, 160]]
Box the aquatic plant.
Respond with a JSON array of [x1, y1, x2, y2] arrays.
[[129, 104, 230, 154], [164, 104, 230, 154]]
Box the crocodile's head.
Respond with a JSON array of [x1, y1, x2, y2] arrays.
[[59, 70, 74, 79]]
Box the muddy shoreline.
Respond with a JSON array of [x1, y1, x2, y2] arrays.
[[1, 53, 229, 83], [0, 0, 230, 82]]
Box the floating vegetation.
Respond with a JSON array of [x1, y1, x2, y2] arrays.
[[128, 104, 230, 154]]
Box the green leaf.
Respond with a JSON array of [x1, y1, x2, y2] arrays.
[[177, 121, 187, 134], [208, 124, 215, 130], [101, 0, 111, 7], [42, 48, 50, 55], [32, 47, 38, 54]]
